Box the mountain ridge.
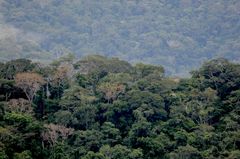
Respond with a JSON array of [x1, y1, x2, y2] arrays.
[[0, 0, 239, 76]]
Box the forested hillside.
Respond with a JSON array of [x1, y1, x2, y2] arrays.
[[0, 0, 240, 75], [0, 55, 240, 159]]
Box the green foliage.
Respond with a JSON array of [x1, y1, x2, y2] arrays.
[[99, 145, 143, 159], [192, 58, 240, 99], [49, 142, 72, 159], [101, 122, 121, 145], [13, 150, 32, 159], [134, 63, 164, 79], [0, 57, 240, 158], [1, 59, 36, 80], [0, 143, 8, 159], [53, 110, 75, 127], [82, 151, 105, 159], [169, 144, 202, 159], [4, 112, 33, 124], [72, 130, 103, 156]]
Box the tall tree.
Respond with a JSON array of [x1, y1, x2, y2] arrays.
[[15, 72, 45, 105]]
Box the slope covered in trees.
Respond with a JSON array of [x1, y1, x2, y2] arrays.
[[0, 55, 240, 159], [0, 0, 240, 75]]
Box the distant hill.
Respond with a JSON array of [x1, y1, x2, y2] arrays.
[[0, 0, 239, 76]]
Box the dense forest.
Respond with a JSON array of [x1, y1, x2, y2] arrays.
[[0, 55, 240, 159], [0, 0, 240, 75]]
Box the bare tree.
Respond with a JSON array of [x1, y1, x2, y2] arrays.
[[15, 72, 45, 105], [7, 98, 33, 114], [41, 123, 74, 147]]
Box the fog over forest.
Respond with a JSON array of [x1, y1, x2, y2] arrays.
[[0, 0, 240, 76]]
